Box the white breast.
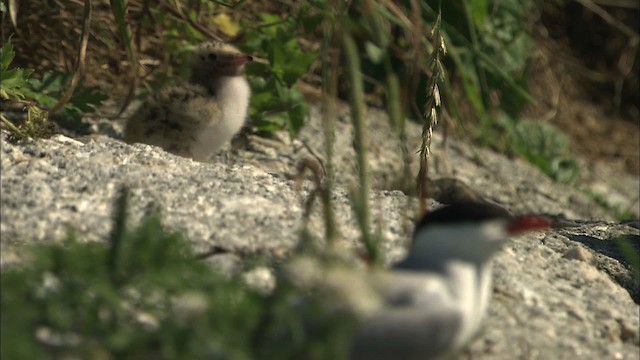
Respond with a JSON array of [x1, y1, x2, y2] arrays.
[[443, 261, 493, 350], [217, 76, 251, 130], [192, 76, 250, 160]]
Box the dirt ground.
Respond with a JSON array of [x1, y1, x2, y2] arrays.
[[523, 2, 639, 175]]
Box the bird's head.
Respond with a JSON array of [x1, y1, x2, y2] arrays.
[[189, 41, 253, 83], [396, 202, 551, 270]]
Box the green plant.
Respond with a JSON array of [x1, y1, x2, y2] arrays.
[[21, 71, 108, 129], [0, 37, 33, 102], [241, 12, 319, 138], [1, 189, 263, 359], [615, 235, 640, 282], [1, 38, 52, 140], [511, 118, 579, 183], [422, 0, 535, 123], [305, 0, 451, 261], [1, 35, 107, 136], [582, 188, 637, 222]]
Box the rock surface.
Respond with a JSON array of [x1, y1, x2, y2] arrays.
[[1, 104, 639, 359]]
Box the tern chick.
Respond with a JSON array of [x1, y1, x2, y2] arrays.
[[124, 41, 252, 161]]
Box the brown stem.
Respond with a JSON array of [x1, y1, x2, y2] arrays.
[[49, 0, 92, 115]]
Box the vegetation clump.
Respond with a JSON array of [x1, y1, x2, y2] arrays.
[[0, 188, 358, 360]]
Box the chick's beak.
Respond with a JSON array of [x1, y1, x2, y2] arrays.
[[221, 54, 253, 67]]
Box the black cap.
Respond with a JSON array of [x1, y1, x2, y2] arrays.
[[415, 202, 512, 231]]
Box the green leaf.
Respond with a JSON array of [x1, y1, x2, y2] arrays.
[[16, 71, 107, 127], [239, 11, 313, 136], [254, 113, 287, 133], [448, 45, 485, 119], [70, 86, 109, 113], [269, 42, 286, 81], [469, 0, 488, 27], [615, 236, 640, 279], [511, 119, 578, 183], [549, 157, 579, 183], [259, 12, 282, 25], [20, 87, 58, 108], [364, 41, 384, 64], [300, 14, 323, 33], [1, 39, 15, 70], [282, 51, 317, 85], [109, 0, 133, 46], [0, 38, 33, 101], [1, 68, 32, 95], [287, 103, 307, 138], [250, 91, 277, 110]]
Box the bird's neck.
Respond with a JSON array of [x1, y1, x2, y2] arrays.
[[190, 73, 244, 94], [208, 74, 244, 90], [212, 75, 250, 110]]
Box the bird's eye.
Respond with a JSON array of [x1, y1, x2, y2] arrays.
[[208, 53, 217, 61]]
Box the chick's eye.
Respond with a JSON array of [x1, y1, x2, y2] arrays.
[[208, 53, 217, 61]]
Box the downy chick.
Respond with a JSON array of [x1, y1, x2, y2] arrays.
[[124, 41, 252, 161]]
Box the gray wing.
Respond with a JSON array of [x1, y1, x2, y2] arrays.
[[350, 271, 463, 360], [350, 305, 463, 360], [124, 84, 220, 157]]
